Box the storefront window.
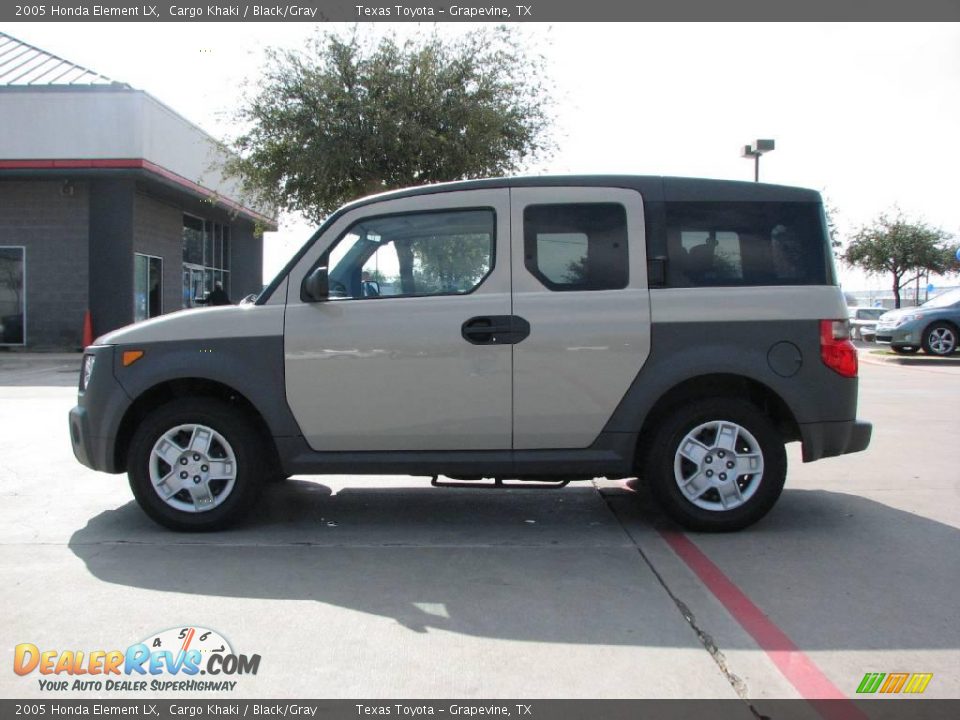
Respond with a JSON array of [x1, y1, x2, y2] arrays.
[[182, 215, 231, 307]]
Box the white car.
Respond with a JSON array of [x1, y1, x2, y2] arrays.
[[847, 307, 885, 341]]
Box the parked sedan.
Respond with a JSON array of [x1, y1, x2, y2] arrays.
[[847, 307, 884, 341], [875, 288, 960, 356]]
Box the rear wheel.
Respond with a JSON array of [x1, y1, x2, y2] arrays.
[[127, 398, 266, 531], [645, 398, 786, 532], [921, 322, 957, 356]]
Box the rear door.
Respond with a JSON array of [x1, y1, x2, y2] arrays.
[[510, 187, 651, 449]]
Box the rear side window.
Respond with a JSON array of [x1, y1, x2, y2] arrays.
[[664, 202, 831, 287], [524, 203, 628, 291]]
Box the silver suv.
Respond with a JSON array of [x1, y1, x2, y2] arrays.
[[69, 176, 871, 532]]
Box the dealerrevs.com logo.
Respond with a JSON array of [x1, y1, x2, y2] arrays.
[[14, 627, 261, 693]]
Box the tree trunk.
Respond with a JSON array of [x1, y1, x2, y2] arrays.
[[892, 276, 901, 309]]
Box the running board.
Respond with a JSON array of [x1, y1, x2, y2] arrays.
[[430, 476, 570, 490]]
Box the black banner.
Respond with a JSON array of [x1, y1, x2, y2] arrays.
[[3, 0, 960, 22], [2, 700, 960, 720]]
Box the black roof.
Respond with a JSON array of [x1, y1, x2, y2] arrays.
[[257, 174, 822, 305], [335, 175, 822, 215]]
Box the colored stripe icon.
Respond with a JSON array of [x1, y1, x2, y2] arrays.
[[856, 672, 933, 694]]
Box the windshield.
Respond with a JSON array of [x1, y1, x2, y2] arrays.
[[922, 287, 960, 309]]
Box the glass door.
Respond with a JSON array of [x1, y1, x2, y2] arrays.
[[182, 264, 206, 308], [0, 247, 25, 345], [134, 254, 163, 322]]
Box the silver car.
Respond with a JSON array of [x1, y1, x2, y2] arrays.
[[875, 288, 960, 356], [847, 307, 884, 342]]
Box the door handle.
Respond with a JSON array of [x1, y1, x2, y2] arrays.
[[462, 316, 531, 345]]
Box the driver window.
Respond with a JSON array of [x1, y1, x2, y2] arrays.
[[324, 209, 495, 299]]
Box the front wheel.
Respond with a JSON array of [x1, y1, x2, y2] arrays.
[[127, 398, 266, 531], [645, 399, 786, 532], [921, 322, 957, 356]]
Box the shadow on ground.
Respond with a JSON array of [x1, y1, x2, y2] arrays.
[[67, 480, 960, 652]]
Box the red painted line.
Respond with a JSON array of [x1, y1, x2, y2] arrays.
[[0, 158, 275, 226], [658, 529, 867, 720], [180, 627, 196, 654]]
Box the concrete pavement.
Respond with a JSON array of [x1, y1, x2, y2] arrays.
[[0, 353, 956, 710]]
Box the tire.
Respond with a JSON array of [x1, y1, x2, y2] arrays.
[[921, 322, 957, 356], [644, 398, 787, 532], [127, 398, 266, 531], [891, 346, 919, 355]]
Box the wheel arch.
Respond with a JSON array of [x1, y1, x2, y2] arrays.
[[114, 378, 281, 475], [634, 373, 800, 470]]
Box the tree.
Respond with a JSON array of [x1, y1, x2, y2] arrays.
[[226, 26, 554, 223], [842, 211, 957, 308], [822, 196, 842, 252]]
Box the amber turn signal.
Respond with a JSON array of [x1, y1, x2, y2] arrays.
[[122, 350, 144, 367]]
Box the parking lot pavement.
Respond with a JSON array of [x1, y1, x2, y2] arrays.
[[0, 357, 957, 708], [0, 352, 81, 387]]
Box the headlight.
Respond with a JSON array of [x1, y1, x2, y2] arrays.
[[894, 314, 920, 327], [80, 354, 95, 393]]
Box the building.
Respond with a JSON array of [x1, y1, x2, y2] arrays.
[[0, 32, 276, 349]]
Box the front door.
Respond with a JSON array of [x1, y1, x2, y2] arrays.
[[510, 187, 652, 449], [284, 189, 513, 452], [182, 265, 206, 308]]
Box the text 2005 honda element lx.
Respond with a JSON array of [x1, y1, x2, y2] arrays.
[[69, 176, 871, 532]]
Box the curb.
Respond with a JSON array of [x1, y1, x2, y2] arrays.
[[859, 349, 960, 367]]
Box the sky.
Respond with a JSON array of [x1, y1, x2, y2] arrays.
[[6, 21, 960, 294]]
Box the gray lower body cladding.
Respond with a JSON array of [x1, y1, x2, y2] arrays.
[[71, 319, 869, 479], [603, 320, 869, 462], [70, 336, 297, 474]]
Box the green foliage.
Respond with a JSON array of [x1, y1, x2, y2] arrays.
[[842, 211, 956, 307], [410, 234, 491, 292], [226, 26, 555, 224], [822, 196, 841, 250]]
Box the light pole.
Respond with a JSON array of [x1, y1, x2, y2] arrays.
[[741, 139, 775, 182]]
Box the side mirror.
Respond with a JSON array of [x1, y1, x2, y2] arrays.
[[301, 266, 329, 303]]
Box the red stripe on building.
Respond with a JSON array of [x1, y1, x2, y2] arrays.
[[0, 158, 274, 226]]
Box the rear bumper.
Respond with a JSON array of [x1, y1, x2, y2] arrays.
[[800, 419, 872, 462]]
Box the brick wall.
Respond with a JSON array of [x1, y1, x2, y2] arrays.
[[0, 180, 89, 349], [133, 192, 184, 315], [229, 221, 264, 302]]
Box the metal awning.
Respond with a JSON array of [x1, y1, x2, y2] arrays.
[[0, 32, 126, 86]]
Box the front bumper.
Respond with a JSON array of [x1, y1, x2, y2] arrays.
[[800, 419, 872, 462], [68, 346, 130, 474], [68, 404, 96, 469], [875, 321, 921, 347]]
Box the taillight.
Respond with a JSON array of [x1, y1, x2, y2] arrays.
[[820, 319, 858, 378]]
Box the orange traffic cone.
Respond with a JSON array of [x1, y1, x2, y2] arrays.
[[82, 310, 94, 348]]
